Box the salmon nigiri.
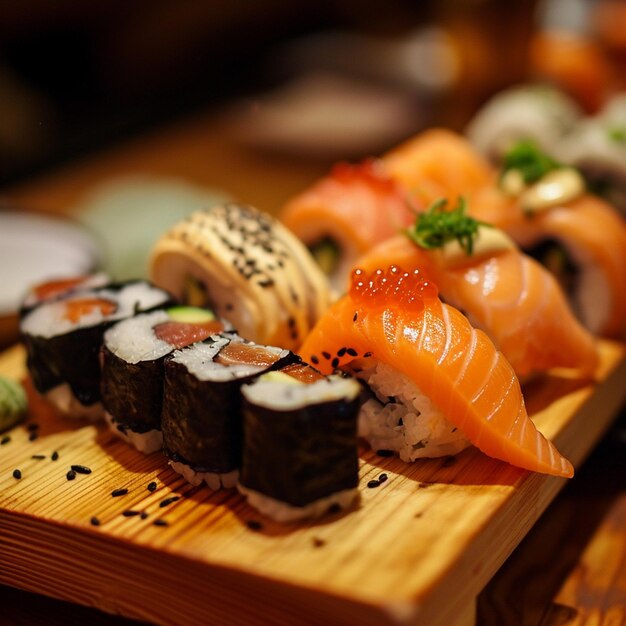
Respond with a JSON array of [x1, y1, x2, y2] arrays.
[[470, 142, 626, 337], [281, 160, 416, 291], [354, 199, 598, 377], [300, 265, 574, 478]]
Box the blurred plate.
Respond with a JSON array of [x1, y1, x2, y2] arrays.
[[0, 211, 101, 319]]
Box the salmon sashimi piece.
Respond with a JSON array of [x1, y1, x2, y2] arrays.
[[300, 266, 574, 477], [470, 188, 626, 337], [280, 160, 416, 288], [355, 235, 599, 377], [383, 129, 496, 206]]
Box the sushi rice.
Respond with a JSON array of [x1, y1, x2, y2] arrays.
[[352, 360, 470, 461]]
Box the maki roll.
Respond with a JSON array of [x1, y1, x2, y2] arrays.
[[556, 97, 626, 217], [238, 365, 360, 522], [281, 161, 416, 292], [150, 203, 331, 351], [162, 333, 297, 489], [20, 273, 110, 317], [20, 281, 174, 419], [101, 306, 226, 453], [465, 84, 582, 163]]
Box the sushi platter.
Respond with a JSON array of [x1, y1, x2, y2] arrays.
[[0, 340, 624, 626]]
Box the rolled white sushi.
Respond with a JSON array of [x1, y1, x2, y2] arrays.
[[20, 281, 173, 419], [150, 203, 331, 351], [556, 98, 626, 216], [239, 370, 361, 522], [466, 84, 582, 163]]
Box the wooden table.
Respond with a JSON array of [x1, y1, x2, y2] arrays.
[[1, 107, 625, 626]]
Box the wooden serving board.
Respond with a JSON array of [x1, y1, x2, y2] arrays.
[[1, 342, 625, 626]]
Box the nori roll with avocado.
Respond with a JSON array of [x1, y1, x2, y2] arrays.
[[20, 281, 174, 420], [101, 306, 227, 453], [161, 333, 297, 489], [238, 366, 361, 522]]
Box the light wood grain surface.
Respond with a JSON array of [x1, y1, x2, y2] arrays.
[[0, 342, 624, 626]]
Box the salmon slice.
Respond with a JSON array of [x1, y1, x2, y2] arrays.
[[300, 266, 574, 477], [153, 320, 224, 349], [470, 188, 626, 337], [355, 236, 598, 377], [383, 129, 496, 206]]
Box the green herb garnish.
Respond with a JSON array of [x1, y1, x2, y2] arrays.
[[502, 140, 561, 184], [405, 197, 488, 256]]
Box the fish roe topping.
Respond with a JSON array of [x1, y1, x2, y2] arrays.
[[350, 266, 438, 311], [330, 159, 403, 196]]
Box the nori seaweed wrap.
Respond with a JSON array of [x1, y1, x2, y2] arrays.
[[162, 333, 297, 489], [101, 306, 226, 453], [20, 281, 175, 419], [238, 366, 361, 522]]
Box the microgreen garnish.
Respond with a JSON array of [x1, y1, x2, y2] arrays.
[[502, 141, 561, 184], [405, 197, 489, 256]]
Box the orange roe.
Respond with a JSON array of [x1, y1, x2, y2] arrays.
[[64, 298, 116, 323], [350, 265, 438, 311]]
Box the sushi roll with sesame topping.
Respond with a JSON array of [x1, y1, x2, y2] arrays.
[[161, 333, 297, 489], [101, 306, 228, 453], [20, 281, 174, 420], [238, 365, 360, 522], [150, 203, 331, 351]]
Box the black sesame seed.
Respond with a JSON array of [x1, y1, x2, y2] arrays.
[[140, 511, 149, 520], [153, 519, 169, 527], [51, 451, 59, 461], [346, 348, 358, 357], [367, 479, 380, 488], [71, 465, 92, 475], [122, 510, 141, 517], [378, 473, 388, 483], [310, 355, 319, 365], [12, 469, 21, 479], [90, 516, 101, 526], [28, 432, 38, 442], [246, 520, 263, 531], [322, 351, 331, 360], [364, 352, 373, 358], [111, 488, 129, 497], [376, 449, 394, 457], [337, 347, 347, 357], [147, 481, 157, 492], [159, 496, 180, 508], [312, 537, 326, 548], [26, 423, 39, 432], [353, 313, 358, 322], [31, 454, 46, 460], [327, 503, 341, 515], [1, 436, 10, 445], [331, 357, 340, 369], [66, 470, 76, 481]]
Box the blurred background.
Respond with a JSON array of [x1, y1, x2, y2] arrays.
[[1, 0, 625, 185]]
